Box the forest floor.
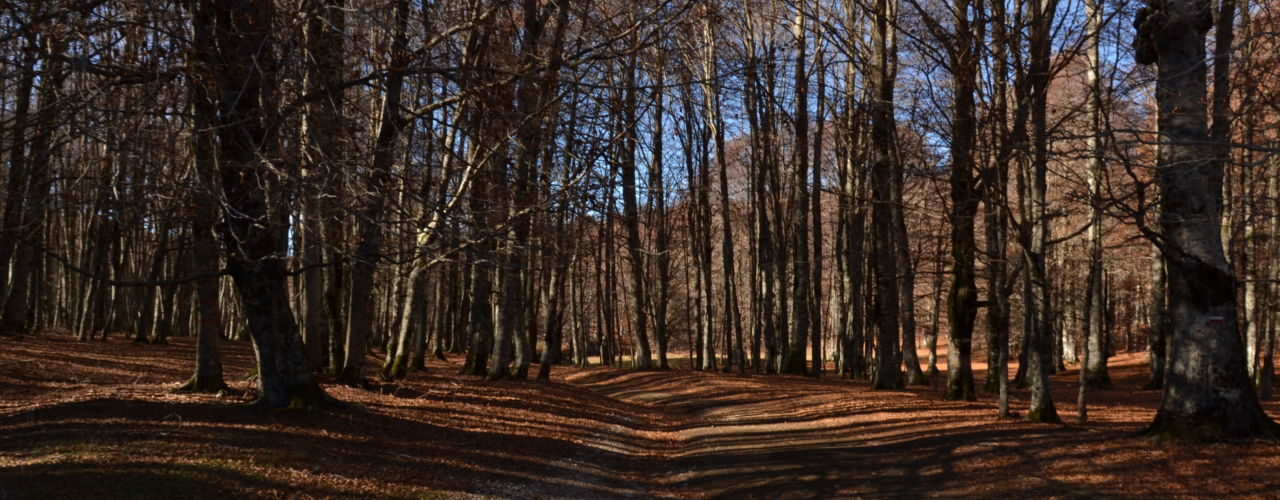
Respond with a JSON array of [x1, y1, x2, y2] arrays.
[[3, 332, 1280, 499]]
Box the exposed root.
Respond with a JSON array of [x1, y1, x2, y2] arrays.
[[172, 374, 229, 394], [1026, 405, 1062, 424], [1140, 413, 1280, 444]]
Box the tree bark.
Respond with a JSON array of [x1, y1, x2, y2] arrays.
[[944, 0, 979, 401], [782, 6, 811, 376], [1082, 0, 1111, 390], [1133, 0, 1277, 440], [621, 47, 653, 370], [340, 0, 408, 387], [177, 14, 227, 392], [869, 0, 902, 390], [199, 0, 328, 409], [1025, 0, 1060, 423]]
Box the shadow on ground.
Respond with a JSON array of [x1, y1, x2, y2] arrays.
[[3, 333, 1280, 499]]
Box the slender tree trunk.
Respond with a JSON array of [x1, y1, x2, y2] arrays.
[[926, 236, 945, 378], [1082, 0, 1111, 390], [298, 0, 347, 374], [811, 45, 826, 378], [384, 264, 425, 380], [340, 0, 408, 387], [896, 154, 924, 385], [621, 50, 653, 370], [650, 56, 672, 370], [700, 12, 744, 375], [177, 18, 227, 392]]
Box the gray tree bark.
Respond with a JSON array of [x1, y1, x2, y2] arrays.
[[1082, 0, 1111, 390], [1133, 0, 1277, 439]]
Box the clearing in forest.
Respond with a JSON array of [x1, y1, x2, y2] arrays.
[[2, 332, 1279, 499]]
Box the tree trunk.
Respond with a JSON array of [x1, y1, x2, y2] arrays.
[[299, 0, 347, 374], [1025, 0, 1060, 423], [649, 55, 672, 370], [177, 22, 227, 392], [811, 45, 827, 378], [702, 13, 744, 376], [943, 0, 979, 401], [621, 49, 653, 370], [340, 0, 408, 387], [0, 34, 38, 335], [1133, 0, 1277, 440], [384, 264, 425, 380], [2, 32, 64, 335], [199, 0, 327, 409], [1082, 0, 1111, 390], [782, 6, 811, 376]]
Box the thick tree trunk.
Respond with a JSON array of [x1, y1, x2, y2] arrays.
[[0, 36, 38, 335], [200, 0, 327, 409], [1134, 0, 1277, 440]]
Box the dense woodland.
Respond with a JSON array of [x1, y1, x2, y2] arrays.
[[3, 0, 1280, 443]]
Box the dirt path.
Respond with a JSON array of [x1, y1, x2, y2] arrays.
[[4, 333, 1280, 499], [564, 369, 1081, 498]]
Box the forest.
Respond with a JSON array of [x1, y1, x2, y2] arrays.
[[3, 0, 1280, 497]]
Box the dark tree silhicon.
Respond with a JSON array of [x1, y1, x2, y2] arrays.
[[869, 0, 902, 390], [198, 0, 327, 409], [943, 0, 980, 402]]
